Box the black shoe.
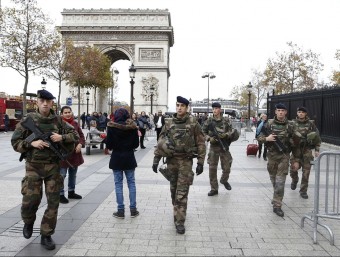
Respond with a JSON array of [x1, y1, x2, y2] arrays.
[[263, 157, 267, 161], [23, 223, 34, 239], [113, 211, 125, 219], [273, 207, 284, 217], [41, 235, 56, 250], [141, 146, 146, 149], [60, 195, 69, 204], [92, 145, 98, 148], [300, 192, 308, 199], [291, 182, 297, 190], [208, 190, 218, 196], [176, 224, 185, 234], [258, 154, 261, 158], [68, 191, 82, 199], [130, 209, 139, 218], [224, 182, 232, 190]]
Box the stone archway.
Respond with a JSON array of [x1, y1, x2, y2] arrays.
[[58, 8, 174, 115]]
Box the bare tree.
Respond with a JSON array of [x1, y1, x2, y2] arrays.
[[251, 69, 268, 115], [263, 42, 323, 94], [0, 0, 59, 114], [331, 50, 340, 85]]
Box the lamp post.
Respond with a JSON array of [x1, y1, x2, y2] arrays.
[[245, 82, 253, 132], [86, 90, 90, 115], [202, 72, 216, 115], [41, 77, 47, 89], [129, 64, 136, 115], [150, 85, 155, 115], [111, 68, 119, 114], [266, 88, 275, 118]]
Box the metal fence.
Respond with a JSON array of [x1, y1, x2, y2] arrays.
[[301, 151, 340, 245]]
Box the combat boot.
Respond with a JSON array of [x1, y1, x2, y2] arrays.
[[175, 224, 185, 234], [208, 190, 218, 196], [291, 182, 297, 190], [273, 207, 284, 217], [224, 182, 232, 190], [60, 195, 69, 204], [41, 235, 56, 250], [23, 223, 34, 239], [68, 191, 82, 199], [300, 192, 308, 199], [130, 209, 139, 218]]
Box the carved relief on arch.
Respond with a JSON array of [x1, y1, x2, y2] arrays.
[[141, 74, 159, 102]]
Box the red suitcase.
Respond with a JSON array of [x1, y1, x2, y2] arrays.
[[246, 143, 259, 156]]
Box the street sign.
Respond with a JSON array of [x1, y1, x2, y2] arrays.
[[66, 97, 72, 106]]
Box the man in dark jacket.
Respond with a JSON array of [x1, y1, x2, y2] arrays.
[[154, 110, 165, 141], [106, 108, 140, 219]]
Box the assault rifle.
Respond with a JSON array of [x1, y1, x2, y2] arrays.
[[208, 123, 229, 152], [20, 116, 74, 168], [260, 125, 287, 153]]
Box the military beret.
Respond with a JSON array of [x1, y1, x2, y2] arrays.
[[37, 89, 55, 100], [212, 102, 221, 108], [297, 106, 308, 113], [176, 96, 189, 106], [275, 103, 287, 110]]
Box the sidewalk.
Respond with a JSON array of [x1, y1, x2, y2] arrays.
[[0, 129, 339, 256]]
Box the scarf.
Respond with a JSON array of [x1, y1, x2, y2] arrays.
[[62, 116, 74, 124]]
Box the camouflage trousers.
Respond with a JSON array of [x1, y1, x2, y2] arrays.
[[267, 151, 290, 208], [167, 157, 194, 226], [207, 145, 233, 191], [290, 148, 314, 193], [21, 162, 63, 236]]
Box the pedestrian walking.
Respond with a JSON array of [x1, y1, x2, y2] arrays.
[[137, 111, 151, 149], [59, 106, 85, 204], [290, 106, 321, 199], [11, 89, 78, 250], [153, 96, 206, 234], [154, 110, 165, 141], [4, 113, 9, 133], [202, 102, 239, 196], [256, 113, 268, 161], [106, 108, 140, 219], [256, 103, 293, 217], [80, 112, 86, 129]]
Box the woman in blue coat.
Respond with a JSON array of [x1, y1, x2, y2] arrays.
[[106, 108, 140, 219]]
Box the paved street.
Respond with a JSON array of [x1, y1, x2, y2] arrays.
[[0, 129, 339, 256]]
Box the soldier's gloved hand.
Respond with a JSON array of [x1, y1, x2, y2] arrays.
[[196, 164, 203, 176], [219, 133, 229, 139], [152, 163, 158, 173], [210, 137, 218, 143]]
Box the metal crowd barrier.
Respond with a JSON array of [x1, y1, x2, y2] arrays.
[[301, 151, 340, 245]]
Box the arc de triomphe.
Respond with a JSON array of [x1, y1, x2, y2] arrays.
[[58, 8, 174, 115]]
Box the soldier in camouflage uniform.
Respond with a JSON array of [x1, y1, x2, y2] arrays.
[[257, 103, 293, 217], [290, 106, 321, 199], [11, 90, 78, 250], [202, 102, 239, 196], [152, 96, 206, 234]]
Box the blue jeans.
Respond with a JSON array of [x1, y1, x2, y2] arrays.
[[60, 166, 78, 195], [113, 170, 136, 211]]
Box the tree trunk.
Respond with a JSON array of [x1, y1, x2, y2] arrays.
[[78, 83, 81, 124], [57, 80, 62, 115], [22, 75, 29, 116]]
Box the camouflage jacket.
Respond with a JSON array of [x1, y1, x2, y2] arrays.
[[154, 113, 206, 165], [291, 117, 321, 152], [202, 116, 233, 146], [11, 110, 78, 163], [257, 116, 293, 153]]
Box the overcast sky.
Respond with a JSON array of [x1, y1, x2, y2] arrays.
[[1, 0, 339, 111]]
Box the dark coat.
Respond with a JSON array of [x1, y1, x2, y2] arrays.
[[106, 119, 139, 170], [60, 119, 85, 168], [154, 115, 165, 128]]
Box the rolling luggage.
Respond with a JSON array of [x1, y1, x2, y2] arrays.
[[247, 140, 259, 156]]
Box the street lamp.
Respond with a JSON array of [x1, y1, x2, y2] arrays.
[[150, 85, 155, 115], [266, 87, 275, 118], [111, 68, 119, 113], [129, 64, 136, 114], [41, 77, 47, 89], [202, 72, 216, 116], [245, 82, 253, 132], [86, 90, 90, 115]]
